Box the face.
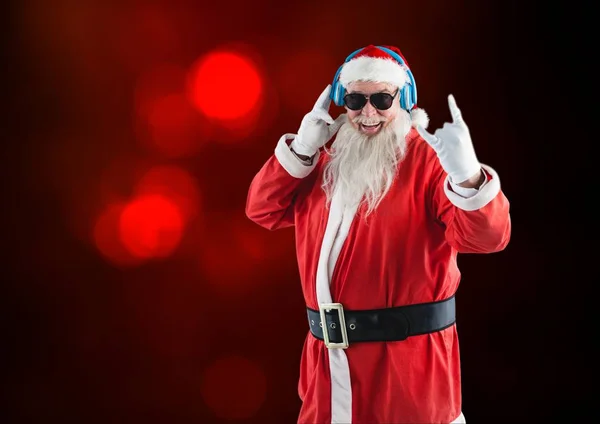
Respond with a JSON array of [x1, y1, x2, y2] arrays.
[[344, 81, 400, 136]]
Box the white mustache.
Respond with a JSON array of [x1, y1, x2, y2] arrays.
[[352, 116, 387, 126]]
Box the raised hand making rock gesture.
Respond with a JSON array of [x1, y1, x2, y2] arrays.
[[416, 95, 482, 185]]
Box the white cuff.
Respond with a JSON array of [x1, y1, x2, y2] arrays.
[[443, 164, 501, 211], [449, 169, 488, 199], [289, 138, 316, 157], [274, 134, 320, 178]]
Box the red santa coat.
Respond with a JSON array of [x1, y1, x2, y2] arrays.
[[246, 128, 511, 424]]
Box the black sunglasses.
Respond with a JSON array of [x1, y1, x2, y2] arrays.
[[343, 90, 399, 111]]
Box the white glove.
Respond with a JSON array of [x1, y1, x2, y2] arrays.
[[290, 85, 346, 156], [416, 95, 481, 184]]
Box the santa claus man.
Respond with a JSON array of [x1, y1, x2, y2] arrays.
[[246, 45, 511, 424]]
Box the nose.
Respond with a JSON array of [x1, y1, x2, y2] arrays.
[[361, 101, 377, 117]]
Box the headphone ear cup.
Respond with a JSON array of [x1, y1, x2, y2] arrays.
[[406, 85, 414, 110], [406, 70, 417, 111], [399, 86, 408, 110], [332, 82, 339, 106], [402, 84, 416, 111], [331, 82, 343, 107], [337, 86, 346, 107], [410, 83, 417, 110]]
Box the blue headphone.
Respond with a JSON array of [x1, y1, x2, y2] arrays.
[[330, 45, 418, 111]]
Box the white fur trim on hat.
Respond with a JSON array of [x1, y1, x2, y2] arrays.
[[410, 108, 429, 129], [339, 57, 409, 89]]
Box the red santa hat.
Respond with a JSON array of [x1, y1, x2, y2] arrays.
[[338, 45, 429, 129]]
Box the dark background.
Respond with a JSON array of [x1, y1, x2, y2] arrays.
[[3, 0, 592, 423]]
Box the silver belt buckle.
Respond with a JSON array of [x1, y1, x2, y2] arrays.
[[319, 303, 349, 349]]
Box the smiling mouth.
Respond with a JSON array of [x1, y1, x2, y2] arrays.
[[360, 123, 382, 133]]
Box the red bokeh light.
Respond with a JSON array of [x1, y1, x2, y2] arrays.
[[98, 155, 154, 206], [134, 165, 201, 224], [146, 93, 204, 158], [94, 203, 144, 268], [134, 64, 212, 158], [188, 51, 262, 120], [119, 194, 184, 259], [200, 355, 267, 420]]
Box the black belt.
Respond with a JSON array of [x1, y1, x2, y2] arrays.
[[307, 296, 456, 349]]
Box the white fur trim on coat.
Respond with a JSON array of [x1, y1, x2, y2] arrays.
[[274, 134, 320, 178], [314, 187, 358, 423], [443, 164, 501, 211], [339, 57, 409, 89]]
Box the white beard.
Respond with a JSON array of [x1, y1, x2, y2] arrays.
[[322, 112, 411, 216]]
